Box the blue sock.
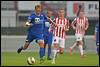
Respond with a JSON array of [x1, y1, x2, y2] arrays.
[[44, 47, 45, 56], [40, 47, 44, 59], [97, 47, 99, 55], [44, 45, 46, 56], [48, 47, 51, 58]]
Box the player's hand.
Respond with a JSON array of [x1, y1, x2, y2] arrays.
[[25, 22, 33, 27], [65, 28, 69, 31], [64, 26, 69, 31], [64, 29, 69, 31]]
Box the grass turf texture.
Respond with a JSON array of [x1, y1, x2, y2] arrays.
[[1, 52, 99, 66]]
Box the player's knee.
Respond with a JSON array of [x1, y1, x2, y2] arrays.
[[38, 40, 44, 44], [53, 43, 58, 48], [60, 50, 64, 54], [40, 44, 44, 48], [37, 40, 44, 48]]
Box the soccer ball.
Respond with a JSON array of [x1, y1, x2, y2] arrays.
[[27, 57, 35, 65]]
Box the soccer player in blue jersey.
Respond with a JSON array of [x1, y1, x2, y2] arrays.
[[94, 21, 99, 56], [17, 5, 46, 63], [43, 10, 53, 60]]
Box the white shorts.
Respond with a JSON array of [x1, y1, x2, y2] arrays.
[[75, 34, 83, 41], [52, 36, 65, 48]]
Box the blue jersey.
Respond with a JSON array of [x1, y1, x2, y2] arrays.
[[44, 17, 53, 45], [95, 22, 99, 44], [44, 17, 51, 35], [27, 11, 46, 35]]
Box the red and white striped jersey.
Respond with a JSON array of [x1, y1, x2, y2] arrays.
[[71, 17, 89, 35], [51, 17, 69, 39]]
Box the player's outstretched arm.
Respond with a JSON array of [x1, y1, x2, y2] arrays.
[[71, 18, 76, 30], [46, 17, 58, 27], [85, 18, 89, 30]]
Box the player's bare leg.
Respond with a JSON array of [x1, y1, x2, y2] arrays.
[[37, 40, 45, 63], [59, 47, 64, 54], [17, 41, 29, 53], [70, 42, 77, 55]]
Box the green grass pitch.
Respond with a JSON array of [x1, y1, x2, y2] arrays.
[[1, 52, 99, 66]]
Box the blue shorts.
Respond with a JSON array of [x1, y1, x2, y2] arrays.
[[44, 32, 53, 45], [26, 33, 44, 43]]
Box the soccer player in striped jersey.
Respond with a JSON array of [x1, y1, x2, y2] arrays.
[[51, 9, 69, 64], [70, 11, 89, 57], [94, 21, 99, 56]]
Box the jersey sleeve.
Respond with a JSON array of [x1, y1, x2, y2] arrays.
[[27, 12, 34, 22], [28, 15, 32, 20], [85, 17, 89, 29]]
